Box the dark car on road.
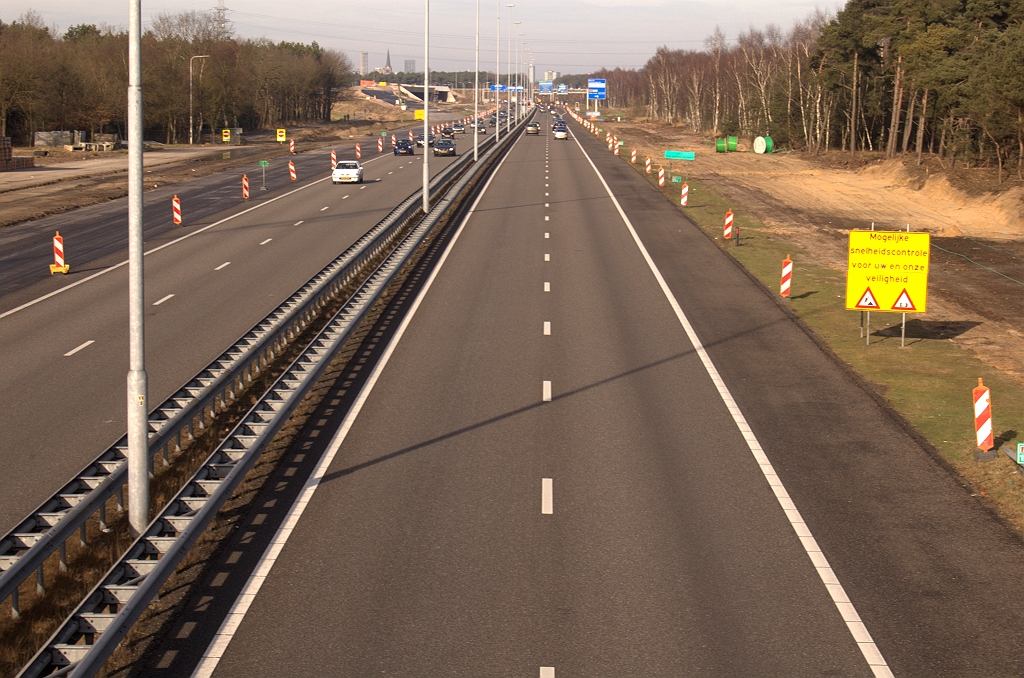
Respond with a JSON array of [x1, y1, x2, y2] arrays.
[[416, 133, 435, 147], [433, 138, 457, 156], [393, 139, 415, 155], [440, 127, 456, 139]]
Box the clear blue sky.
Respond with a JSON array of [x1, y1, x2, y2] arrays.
[[4, 0, 839, 74]]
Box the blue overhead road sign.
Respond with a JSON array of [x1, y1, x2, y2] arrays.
[[587, 78, 607, 100], [490, 84, 507, 92]]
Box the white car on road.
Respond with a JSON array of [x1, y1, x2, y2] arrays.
[[332, 160, 363, 184], [553, 127, 569, 140]]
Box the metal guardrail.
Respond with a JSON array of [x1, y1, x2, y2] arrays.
[[16, 115, 527, 678], [0, 132, 498, 617]]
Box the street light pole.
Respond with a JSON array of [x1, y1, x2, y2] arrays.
[[189, 55, 209, 145], [495, 1, 501, 143], [514, 25, 521, 124], [423, 0, 430, 214], [127, 0, 148, 538], [474, 0, 479, 161], [506, 4, 514, 135]]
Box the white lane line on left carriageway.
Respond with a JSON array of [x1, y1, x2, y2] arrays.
[[63, 340, 94, 357], [570, 128, 894, 678], [188, 131, 526, 678], [0, 153, 392, 321]]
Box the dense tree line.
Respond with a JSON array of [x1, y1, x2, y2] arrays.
[[584, 1, 1024, 181], [0, 10, 353, 145]]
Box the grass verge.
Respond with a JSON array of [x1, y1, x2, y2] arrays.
[[608, 133, 1024, 534]]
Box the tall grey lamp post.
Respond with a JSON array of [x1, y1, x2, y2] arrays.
[[127, 0, 149, 537], [506, 4, 514, 134], [474, 0, 480, 161], [422, 0, 430, 213], [189, 55, 209, 145]]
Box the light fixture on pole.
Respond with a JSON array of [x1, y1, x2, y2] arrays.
[[189, 55, 209, 145]]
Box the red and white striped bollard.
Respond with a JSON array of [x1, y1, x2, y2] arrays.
[[242, 174, 250, 200], [974, 378, 994, 452], [49, 231, 70, 274], [658, 167, 665, 187], [289, 139, 295, 153], [645, 157, 651, 174], [631, 148, 637, 164], [680, 183, 688, 206], [331, 149, 336, 167], [355, 143, 361, 159], [377, 137, 383, 152], [723, 209, 734, 240], [172, 194, 182, 225], [780, 255, 793, 298], [288, 160, 296, 181]]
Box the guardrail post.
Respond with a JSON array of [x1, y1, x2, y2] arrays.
[[59, 542, 67, 571], [11, 587, 18, 618], [100, 502, 109, 533], [80, 523, 87, 546], [118, 486, 124, 511], [36, 565, 44, 595]]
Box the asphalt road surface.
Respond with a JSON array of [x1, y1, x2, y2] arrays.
[[123, 110, 1024, 677], [0, 127, 482, 533]]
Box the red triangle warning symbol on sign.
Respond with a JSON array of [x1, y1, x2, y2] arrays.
[[855, 287, 879, 309], [892, 288, 917, 311]]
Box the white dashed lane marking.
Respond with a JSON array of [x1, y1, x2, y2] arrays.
[[153, 294, 174, 306], [544, 253, 550, 261], [320, 206, 329, 211], [259, 238, 272, 245], [64, 340, 94, 357], [294, 221, 304, 226], [544, 282, 550, 292], [541, 478, 553, 514], [542, 381, 552, 402], [540, 668, 555, 678], [215, 261, 231, 271], [543, 322, 551, 335]]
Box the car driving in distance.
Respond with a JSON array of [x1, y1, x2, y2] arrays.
[[433, 138, 456, 156], [553, 127, 569, 140], [526, 122, 541, 135], [393, 139, 415, 155], [332, 160, 363, 183], [440, 127, 456, 139], [472, 122, 487, 134], [415, 133, 435, 147], [452, 123, 466, 134]]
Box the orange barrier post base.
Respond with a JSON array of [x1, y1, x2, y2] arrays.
[[49, 264, 70, 275]]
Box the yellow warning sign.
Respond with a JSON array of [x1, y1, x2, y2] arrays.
[[846, 230, 929, 313], [276, 128, 287, 143], [221, 129, 231, 143]]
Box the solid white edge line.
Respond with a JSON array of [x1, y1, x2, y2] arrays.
[[1, 152, 394, 321], [63, 339, 94, 357], [570, 131, 894, 678], [153, 294, 174, 306], [189, 133, 525, 678]]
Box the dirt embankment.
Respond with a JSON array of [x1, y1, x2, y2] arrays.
[[604, 121, 1024, 386]]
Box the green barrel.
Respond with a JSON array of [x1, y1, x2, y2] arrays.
[[764, 137, 774, 153], [727, 136, 738, 152], [716, 138, 727, 153]]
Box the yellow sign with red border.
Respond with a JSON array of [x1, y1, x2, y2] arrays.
[[276, 128, 287, 142], [845, 230, 930, 313]]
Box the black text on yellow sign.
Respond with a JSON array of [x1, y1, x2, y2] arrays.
[[845, 231, 929, 313]]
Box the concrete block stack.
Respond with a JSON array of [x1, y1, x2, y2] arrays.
[[0, 137, 36, 171]]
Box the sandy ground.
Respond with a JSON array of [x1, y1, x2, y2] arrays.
[[604, 121, 1024, 386]]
